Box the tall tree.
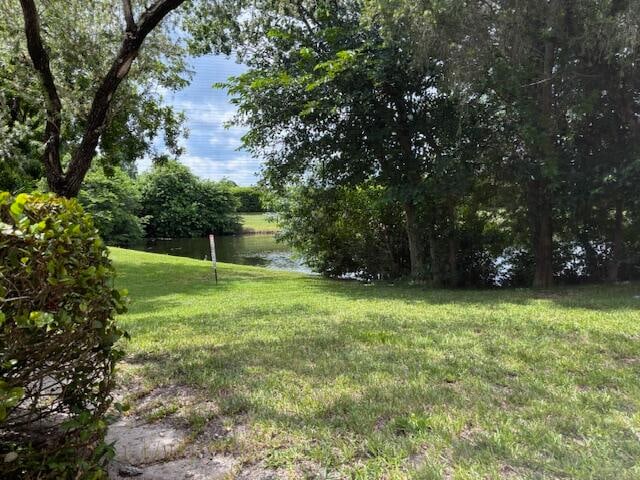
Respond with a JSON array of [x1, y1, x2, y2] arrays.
[[187, 0, 640, 286], [13, 0, 188, 197], [566, 0, 640, 281], [396, 0, 640, 287], [191, 0, 493, 282]]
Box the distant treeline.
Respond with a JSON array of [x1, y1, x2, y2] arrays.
[[77, 160, 264, 245], [231, 185, 265, 213]]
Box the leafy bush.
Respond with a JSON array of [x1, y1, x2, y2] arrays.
[[139, 160, 241, 238], [275, 185, 409, 279], [0, 192, 127, 479], [78, 167, 144, 246], [275, 185, 507, 285], [197, 179, 243, 234]]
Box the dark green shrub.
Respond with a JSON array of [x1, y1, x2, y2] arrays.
[[78, 167, 144, 246], [275, 185, 409, 279], [275, 185, 505, 285], [139, 160, 241, 238], [0, 192, 127, 479], [197, 180, 243, 235]]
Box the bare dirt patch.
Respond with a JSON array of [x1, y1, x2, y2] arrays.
[[106, 384, 283, 480], [106, 418, 188, 465]]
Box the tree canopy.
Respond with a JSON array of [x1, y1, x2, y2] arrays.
[[139, 160, 241, 238], [186, 0, 640, 286], [1, 0, 190, 196]]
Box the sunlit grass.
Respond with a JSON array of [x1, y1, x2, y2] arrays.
[[240, 213, 278, 233], [111, 247, 640, 479]]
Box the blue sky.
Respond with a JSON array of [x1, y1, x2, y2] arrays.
[[141, 54, 259, 186]]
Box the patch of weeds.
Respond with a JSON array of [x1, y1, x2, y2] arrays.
[[145, 402, 180, 422], [187, 411, 210, 432], [220, 394, 251, 416], [264, 448, 305, 469], [391, 413, 432, 437], [356, 330, 399, 345]]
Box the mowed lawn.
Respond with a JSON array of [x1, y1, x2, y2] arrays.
[[111, 248, 640, 479], [240, 213, 278, 233]]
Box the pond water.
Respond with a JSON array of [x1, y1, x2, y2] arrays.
[[130, 235, 312, 274]]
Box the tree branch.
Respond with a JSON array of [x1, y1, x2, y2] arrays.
[[137, 0, 186, 38], [294, 1, 316, 38], [122, 0, 136, 31], [18, 0, 64, 191]]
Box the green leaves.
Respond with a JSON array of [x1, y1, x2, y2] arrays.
[[77, 166, 144, 246], [0, 382, 24, 423], [313, 49, 359, 82], [299, 46, 314, 59], [9, 193, 28, 220], [0, 193, 128, 410], [25, 311, 55, 329]]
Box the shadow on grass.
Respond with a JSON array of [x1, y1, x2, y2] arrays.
[[126, 321, 640, 475], [113, 257, 290, 307], [304, 276, 640, 312]]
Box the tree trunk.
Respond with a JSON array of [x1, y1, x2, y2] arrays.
[[533, 205, 553, 288], [529, 179, 554, 288], [529, 21, 555, 289], [19, 0, 64, 191], [381, 228, 401, 279], [448, 237, 458, 287], [445, 204, 458, 287], [607, 198, 624, 282], [404, 202, 427, 280], [427, 232, 442, 287]]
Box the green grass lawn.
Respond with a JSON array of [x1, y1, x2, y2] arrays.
[[240, 212, 278, 233], [111, 248, 640, 479]]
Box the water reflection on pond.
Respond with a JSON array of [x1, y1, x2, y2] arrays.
[[130, 235, 312, 274]]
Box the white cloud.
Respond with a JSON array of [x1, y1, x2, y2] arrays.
[[180, 154, 260, 185], [151, 54, 258, 185], [155, 85, 169, 99], [136, 153, 260, 186], [209, 135, 242, 148], [137, 156, 152, 174], [172, 100, 237, 126]]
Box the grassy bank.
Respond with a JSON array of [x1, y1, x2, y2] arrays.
[[240, 213, 278, 233], [111, 248, 640, 479]]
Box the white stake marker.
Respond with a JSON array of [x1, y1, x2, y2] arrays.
[[209, 234, 218, 284]]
